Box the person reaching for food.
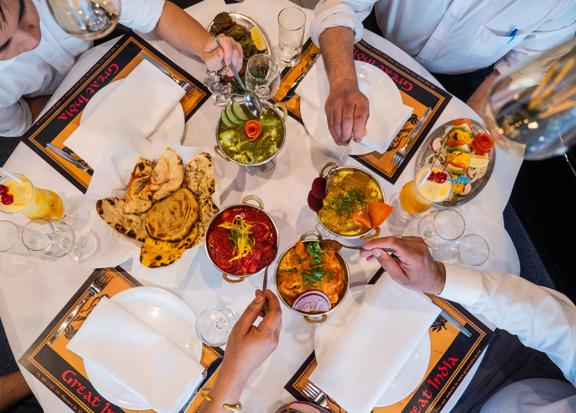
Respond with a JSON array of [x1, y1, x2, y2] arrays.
[[199, 289, 282, 413], [310, 0, 576, 146], [360, 236, 576, 412], [0, 0, 243, 137]]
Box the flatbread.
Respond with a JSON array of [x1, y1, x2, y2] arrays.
[[146, 148, 185, 201], [185, 152, 215, 198], [140, 224, 199, 267], [124, 157, 154, 214], [96, 198, 147, 242], [144, 188, 199, 242]]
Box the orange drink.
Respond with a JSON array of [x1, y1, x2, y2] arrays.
[[399, 167, 453, 215], [0, 174, 64, 220]]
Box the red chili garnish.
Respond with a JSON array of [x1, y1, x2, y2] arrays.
[[435, 172, 447, 184], [244, 120, 263, 140], [0, 184, 8, 195], [1, 193, 14, 205]]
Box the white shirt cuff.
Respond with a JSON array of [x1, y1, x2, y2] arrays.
[[311, 4, 364, 46], [119, 0, 166, 34], [439, 264, 483, 306]]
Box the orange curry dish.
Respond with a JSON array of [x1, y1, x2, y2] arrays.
[[276, 240, 347, 308]]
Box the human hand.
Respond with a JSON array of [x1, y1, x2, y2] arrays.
[[325, 79, 369, 145], [203, 35, 243, 72], [219, 290, 282, 386], [360, 236, 446, 295]]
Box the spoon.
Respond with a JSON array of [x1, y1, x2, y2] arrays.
[[319, 239, 396, 255], [214, 37, 263, 118]]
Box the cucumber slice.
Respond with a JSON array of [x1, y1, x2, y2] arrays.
[[221, 108, 235, 128], [232, 102, 248, 121], [225, 104, 241, 124]]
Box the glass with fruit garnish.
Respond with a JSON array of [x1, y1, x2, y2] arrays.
[[387, 166, 453, 234], [0, 174, 65, 220]]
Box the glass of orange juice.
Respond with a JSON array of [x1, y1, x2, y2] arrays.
[[387, 167, 453, 234], [0, 174, 65, 220]]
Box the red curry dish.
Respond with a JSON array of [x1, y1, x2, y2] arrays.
[[206, 205, 278, 275]]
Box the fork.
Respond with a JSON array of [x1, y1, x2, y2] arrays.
[[48, 272, 110, 344], [140, 53, 194, 93], [302, 382, 330, 409], [392, 107, 431, 168]]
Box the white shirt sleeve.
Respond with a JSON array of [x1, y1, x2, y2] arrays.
[[118, 0, 166, 34], [0, 100, 33, 138], [494, 2, 576, 74], [440, 264, 576, 386], [311, 0, 378, 45]]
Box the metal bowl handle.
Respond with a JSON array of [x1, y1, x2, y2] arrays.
[[222, 273, 244, 284], [360, 227, 381, 241], [273, 102, 288, 121], [304, 314, 328, 324], [258, 159, 275, 173], [214, 145, 231, 162], [320, 162, 338, 178], [241, 195, 264, 209], [299, 229, 323, 242]]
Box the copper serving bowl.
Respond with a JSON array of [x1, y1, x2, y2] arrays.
[[275, 230, 350, 324], [205, 195, 279, 284]]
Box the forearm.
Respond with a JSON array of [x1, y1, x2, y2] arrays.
[[319, 27, 358, 90], [154, 1, 212, 60], [200, 363, 246, 413], [24, 95, 51, 121], [0, 372, 32, 411], [440, 264, 576, 385], [466, 69, 499, 116]]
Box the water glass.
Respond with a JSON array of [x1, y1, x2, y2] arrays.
[[417, 210, 465, 252], [278, 7, 306, 66], [245, 54, 281, 99], [0, 221, 28, 256], [46, 0, 120, 40], [195, 305, 236, 347], [22, 219, 76, 260], [386, 192, 415, 235], [435, 234, 490, 266]]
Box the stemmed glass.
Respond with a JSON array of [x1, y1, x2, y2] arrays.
[[417, 209, 465, 257], [484, 38, 576, 160], [435, 234, 490, 266], [46, 0, 121, 40], [195, 305, 236, 347], [245, 54, 281, 100]]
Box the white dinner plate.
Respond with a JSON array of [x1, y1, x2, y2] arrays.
[[299, 59, 412, 156], [314, 286, 431, 407], [84, 287, 202, 410], [81, 79, 185, 145]]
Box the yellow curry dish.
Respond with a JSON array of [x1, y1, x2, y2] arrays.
[[276, 240, 348, 313], [317, 168, 384, 237]]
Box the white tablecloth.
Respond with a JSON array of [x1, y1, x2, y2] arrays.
[[0, 1, 522, 412]]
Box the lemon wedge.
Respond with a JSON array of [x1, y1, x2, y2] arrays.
[[250, 27, 267, 52], [469, 154, 489, 169]]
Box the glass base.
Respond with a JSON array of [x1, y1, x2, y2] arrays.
[[195, 305, 236, 347]]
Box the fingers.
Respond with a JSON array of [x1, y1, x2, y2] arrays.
[[362, 236, 401, 252], [352, 100, 369, 142], [204, 35, 243, 72], [340, 105, 355, 146], [326, 90, 369, 146], [258, 291, 282, 335], [234, 290, 267, 335]]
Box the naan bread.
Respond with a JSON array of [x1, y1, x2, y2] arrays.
[[144, 188, 198, 242], [146, 148, 185, 201], [124, 157, 154, 214], [140, 224, 199, 268], [185, 152, 215, 198], [96, 198, 147, 242]]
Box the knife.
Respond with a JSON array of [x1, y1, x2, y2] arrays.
[[140, 53, 192, 92], [440, 310, 472, 338], [47, 143, 92, 173], [178, 357, 223, 413]]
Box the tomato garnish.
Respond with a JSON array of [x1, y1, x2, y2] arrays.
[[472, 132, 493, 155], [244, 120, 263, 140]]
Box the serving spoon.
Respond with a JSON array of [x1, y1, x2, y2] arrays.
[[214, 37, 263, 118], [320, 239, 396, 255]]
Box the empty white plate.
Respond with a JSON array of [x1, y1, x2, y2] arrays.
[[314, 286, 431, 407], [299, 58, 412, 156], [82, 79, 185, 145], [84, 287, 202, 410]]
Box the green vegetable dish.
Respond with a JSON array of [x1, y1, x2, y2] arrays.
[[217, 102, 285, 165]]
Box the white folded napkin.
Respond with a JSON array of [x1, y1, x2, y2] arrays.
[[66, 59, 185, 167], [297, 58, 413, 155], [310, 275, 440, 413], [67, 297, 203, 413]]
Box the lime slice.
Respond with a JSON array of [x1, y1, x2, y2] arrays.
[[232, 102, 248, 121], [250, 26, 267, 52], [469, 154, 489, 169]]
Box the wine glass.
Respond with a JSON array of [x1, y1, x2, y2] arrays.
[[46, 0, 121, 40], [245, 54, 281, 100], [417, 209, 465, 256], [484, 38, 576, 160], [195, 305, 236, 347]]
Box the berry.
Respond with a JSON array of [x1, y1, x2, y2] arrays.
[[427, 172, 435, 181], [0, 184, 7, 195], [435, 172, 448, 184], [1, 193, 14, 205]]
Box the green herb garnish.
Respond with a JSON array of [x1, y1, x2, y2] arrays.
[[329, 190, 365, 215]]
